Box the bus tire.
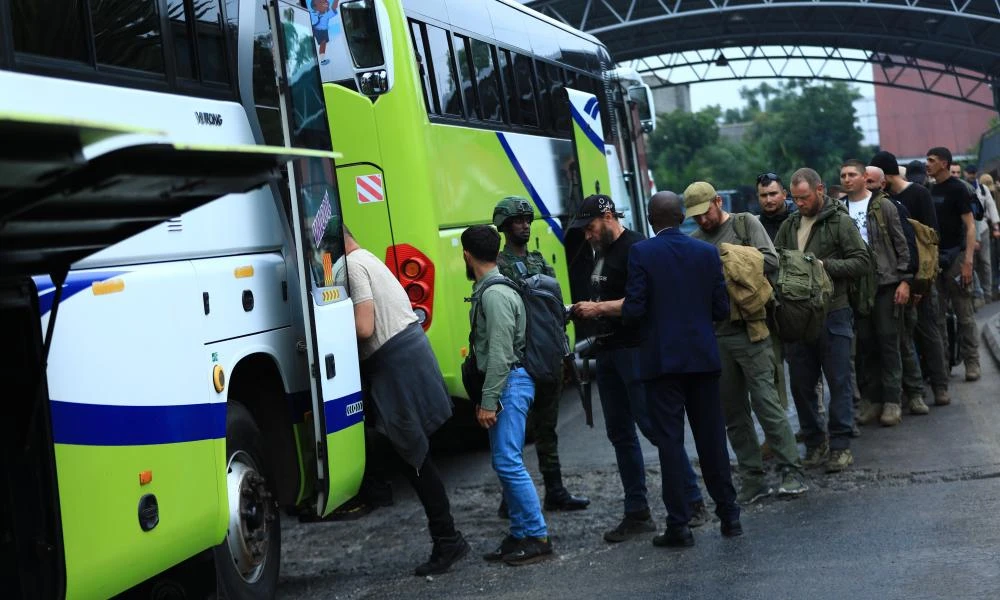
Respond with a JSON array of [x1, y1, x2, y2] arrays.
[[214, 402, 281, 600]]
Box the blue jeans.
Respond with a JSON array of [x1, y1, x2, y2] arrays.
[[489, 367, 547, 539], [595, 346, 703, 515], [788, 307, 855, 451]]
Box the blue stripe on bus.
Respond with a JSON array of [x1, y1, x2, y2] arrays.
[[323, 390, 365, 434], [33, 271, 128, 315], [50, 400, 226, 446], [496, 132, 566, 243], [569, 103, 605, 153]]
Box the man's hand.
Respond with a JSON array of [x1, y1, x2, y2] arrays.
[[572, 301, 602, 319], [894, 280, 910, 306], [961, 259, 974, 287], [992, 226, 1000, 239], [476, 406, 497, 429]]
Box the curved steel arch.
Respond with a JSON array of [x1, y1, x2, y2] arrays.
[[524, 0, 1000, 108]]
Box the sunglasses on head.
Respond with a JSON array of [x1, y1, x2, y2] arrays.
[[756, 172, 781, 186]]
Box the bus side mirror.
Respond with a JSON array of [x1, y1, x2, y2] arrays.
[[627, 84, 655, 133], [340, 0, 394, 96]]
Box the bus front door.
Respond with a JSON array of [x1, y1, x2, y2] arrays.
[[270, 0, 366, 517]]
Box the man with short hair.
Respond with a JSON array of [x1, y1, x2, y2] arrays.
[[756, 172, 795, 240], [492, 196, 590, 515], [621, 191, 741, 548], [569, 194, 710, 543], [462, 225, 553, 566], [869, 150, 946, 411], [687, 181, 806, 503], [842, 160, 912, 428], [926, 147, 980, 381], [344, 228, 468, 576], [773, 168, 871, 472]]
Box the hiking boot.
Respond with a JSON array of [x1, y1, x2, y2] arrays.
[[906, 395, 930, 415], [652, 525, 694, 548], [688, 501, 711, 528], [933, 386, 951, 406], [415, 531, 469, 576], [965, 362, 981, 382], [802, 441, 830, 469], [777, 469, 808, 497], [502, 536, 553, 566], [825, 449, 854, 473], [483, 534, 519, 562], [720, 519, 744, 538], [543, 486, 590, 511], [857, 402, 883, 426], [737, 479, 772, 505], [603, 510, 657, 543], [880, 403, 902, 427]]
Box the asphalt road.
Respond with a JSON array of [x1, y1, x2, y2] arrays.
[[277, 302, 1000, 600]]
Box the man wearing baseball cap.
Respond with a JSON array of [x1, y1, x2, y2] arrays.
[[570, 194, 711, 542]]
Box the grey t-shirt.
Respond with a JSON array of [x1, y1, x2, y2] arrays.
[[347, 249, 418, 360]]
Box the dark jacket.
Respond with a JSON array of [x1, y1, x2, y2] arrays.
[[622, 228, 729, 380], [758, 201, 795, 241], [846, 191, 911, 286], [773, 196, 871, 312]]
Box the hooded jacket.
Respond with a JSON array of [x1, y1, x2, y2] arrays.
[[773, 196, 872, 312]]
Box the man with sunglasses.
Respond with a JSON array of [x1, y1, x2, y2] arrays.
[[492, 196, 591, 516], [756, 172, 796, 241]]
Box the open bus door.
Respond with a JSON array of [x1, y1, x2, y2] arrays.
[[268, 0, 366, 518], [0, 115, 317, 599]]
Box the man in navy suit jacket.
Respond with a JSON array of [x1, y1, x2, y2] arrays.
[[622, 191, 741, 548]]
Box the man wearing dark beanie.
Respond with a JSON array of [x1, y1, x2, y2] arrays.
[[869, 151, 951, 407]]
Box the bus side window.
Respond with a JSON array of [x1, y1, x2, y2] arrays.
[[408, 20, 435, 115], [91, 0, 165, 74], [471, 39, 502, 124], [549, 63, 570, 135], [535, 60, 552, 132], [453, 34, 481, 120], [168, 0, 196, 80], [512, 53, 538, 128], [497, 49, 520, 126], [424, 24, 462, 118], [196, 0, 230, 84], [251, 0, 282, 146], [11, 0, 89, 62]]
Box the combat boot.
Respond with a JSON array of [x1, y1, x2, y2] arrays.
[[906, 395, 930, 415], [542, 471, 590, 511], [965, 361, 981, 382], [879, 403, 902, 426], [933, 386, 951, 406], [857, 401, 883, 426], [414, 531, 469, 576]]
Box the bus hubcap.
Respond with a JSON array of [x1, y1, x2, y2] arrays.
[[225, 451, 274, 583]]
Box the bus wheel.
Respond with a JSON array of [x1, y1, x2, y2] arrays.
[[214, 402, 280, 599]]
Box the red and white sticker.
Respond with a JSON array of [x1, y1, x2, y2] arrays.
[[356, 174, 384, 204]]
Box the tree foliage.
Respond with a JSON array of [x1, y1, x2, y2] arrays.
[[648, 80, 871, 194]]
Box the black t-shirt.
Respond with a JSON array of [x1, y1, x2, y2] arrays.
[[892, 182, 939, 231], [589, 228, 644, 349], [930, 176, 971, 251]]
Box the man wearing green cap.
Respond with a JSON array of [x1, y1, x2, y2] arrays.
[[685, 181, 807, 504], [491, 196, 590, 514]]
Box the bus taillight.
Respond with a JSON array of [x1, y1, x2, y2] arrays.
[[385, 244, 434, 330]]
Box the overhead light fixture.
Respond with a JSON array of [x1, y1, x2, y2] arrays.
[[715, 52, 729, 67]]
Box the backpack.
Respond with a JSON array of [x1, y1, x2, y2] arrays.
[[969, 183, 986, 221], [731, 212, 753, 246], [906, 217, 940, 295], [772, 249, 834, 343], [467, 274, 569, 387], [879, 197, 919, 277]]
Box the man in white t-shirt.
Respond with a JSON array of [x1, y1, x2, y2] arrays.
[[343, 227, 468, 577]]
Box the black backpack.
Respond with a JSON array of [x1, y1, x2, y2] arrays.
[[464, 274, 569, 394]]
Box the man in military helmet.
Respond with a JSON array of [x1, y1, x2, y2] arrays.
[[492, 196, 590, 515]]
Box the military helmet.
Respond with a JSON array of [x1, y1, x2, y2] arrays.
[[492, 196, 534, 228]]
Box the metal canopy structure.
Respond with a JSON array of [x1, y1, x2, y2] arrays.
[[523, 0, 1000, 110]]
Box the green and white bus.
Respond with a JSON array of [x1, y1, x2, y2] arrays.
[[318, 0, 656, 399], [2, 1, 373, 598]]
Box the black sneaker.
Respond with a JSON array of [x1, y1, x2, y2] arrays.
[[603, 511, 657, 543], [502, 536, 553, 566], [543, 487, 590, 511], [652, 525, 694, 548], [414, 532, 469, 576], [483, 534, 519, 562]]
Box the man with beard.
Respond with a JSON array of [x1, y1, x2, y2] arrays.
[[687, 181, 806, 503], [492, 197, 590, 516], [570, 194, 710, 543]]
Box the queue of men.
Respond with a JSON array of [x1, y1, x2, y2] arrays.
[[347, 144, 993, 576]]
